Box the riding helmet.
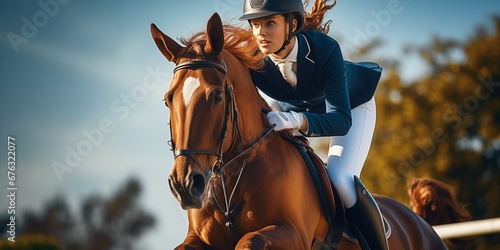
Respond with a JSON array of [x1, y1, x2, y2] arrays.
[[239, 0, 305, 33]]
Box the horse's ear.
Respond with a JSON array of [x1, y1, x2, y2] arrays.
[[150, 23, 184, 62], [205, 12, 224, 57]]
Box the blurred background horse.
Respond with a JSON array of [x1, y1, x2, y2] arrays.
[[408, 178, 472, 247]]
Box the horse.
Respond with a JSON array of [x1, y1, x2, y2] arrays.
[[151, 12, 448, 250], [408, 178, 472, 247]]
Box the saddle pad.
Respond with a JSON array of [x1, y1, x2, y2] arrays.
[[285, 134, 346, 246]]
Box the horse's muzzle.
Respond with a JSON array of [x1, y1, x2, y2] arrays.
[[168, 171, 207, 209]]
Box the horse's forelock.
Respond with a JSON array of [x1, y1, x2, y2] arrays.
[[177, 38, 214, 63], [179, 24, 265, 70]]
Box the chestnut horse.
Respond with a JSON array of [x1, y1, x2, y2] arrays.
[[151, 13, 447, 250]]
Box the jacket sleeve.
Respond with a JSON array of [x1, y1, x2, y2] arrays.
[[301, 41, 352, 137]]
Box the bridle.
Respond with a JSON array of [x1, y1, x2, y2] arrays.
[[169, 59, 240, 174], [168, 57, 276, 239], [169, 58, 275, 174]]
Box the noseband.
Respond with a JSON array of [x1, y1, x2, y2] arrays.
[[169, 59, 239, 173]]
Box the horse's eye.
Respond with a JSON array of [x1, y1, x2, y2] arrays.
[[214, 92, 223, 104], [164, 93, 173, 108]]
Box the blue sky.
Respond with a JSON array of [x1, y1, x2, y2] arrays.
[[1, 1, 499, 249]]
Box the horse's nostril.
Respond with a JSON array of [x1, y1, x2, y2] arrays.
[[189, 173, 206, 199], [168, 176, 180, 201]]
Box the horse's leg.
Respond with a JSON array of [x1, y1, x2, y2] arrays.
[[236, 224, 308, 250], [174, 231, 208, 250]]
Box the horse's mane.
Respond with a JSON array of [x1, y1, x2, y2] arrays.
[[408, 178, 472, 246], [179, 24, 265, 70]]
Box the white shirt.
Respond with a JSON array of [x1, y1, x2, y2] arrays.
[[269, 37, 298, 80]]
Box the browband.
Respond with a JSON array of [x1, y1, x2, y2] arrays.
[[173, 60, 227, 74]]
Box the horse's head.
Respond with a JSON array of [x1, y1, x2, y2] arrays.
[[151, 13, 235, 209], [408, 178, 471, 225]]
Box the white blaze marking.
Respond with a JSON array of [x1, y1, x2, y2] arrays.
[[182, 76, 201, 107]]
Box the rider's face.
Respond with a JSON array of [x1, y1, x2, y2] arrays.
[[250, 15, 288, 55]]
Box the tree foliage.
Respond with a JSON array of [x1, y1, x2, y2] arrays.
[[313, 15, 500, 249], [0, 234, 60, 250], [357, 16, 500, 249], [0, 178, 155, 250]]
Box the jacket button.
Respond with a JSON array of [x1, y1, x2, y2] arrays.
[[303, 101, 307, 103], [305, 108, 310, 111]]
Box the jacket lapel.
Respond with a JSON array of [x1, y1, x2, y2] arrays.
[[260, 57, 302, 99], [296, 34, 315, 93]]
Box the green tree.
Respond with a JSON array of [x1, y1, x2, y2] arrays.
[[322, 15, 500, 249], [0, 234, 60, 250], [1, 178, 155, 250], [357, 16, 500, 249]]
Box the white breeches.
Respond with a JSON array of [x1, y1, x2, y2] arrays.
[[326, 97, 376, 208]]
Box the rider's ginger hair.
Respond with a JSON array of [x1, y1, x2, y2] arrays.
[[303, 0, 336, 34]]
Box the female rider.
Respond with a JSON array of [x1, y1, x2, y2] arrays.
[[240, 0, 388, 249]]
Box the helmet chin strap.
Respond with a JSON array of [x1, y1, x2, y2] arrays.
[[273, 13, 295, 56]]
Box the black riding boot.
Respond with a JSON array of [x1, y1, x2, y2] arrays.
[[346, 176, 389, 250]]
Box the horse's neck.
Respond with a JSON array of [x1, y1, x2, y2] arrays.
[[223, 51, 268, 143]]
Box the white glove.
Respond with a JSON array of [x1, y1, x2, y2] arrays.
[[267, 110, 303, 131]]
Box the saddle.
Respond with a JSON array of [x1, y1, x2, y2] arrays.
[[282, 133, 346, 249], [284, 133, 392, 249]]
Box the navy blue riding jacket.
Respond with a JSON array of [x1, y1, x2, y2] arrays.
[[250, 30, 382, 137]]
